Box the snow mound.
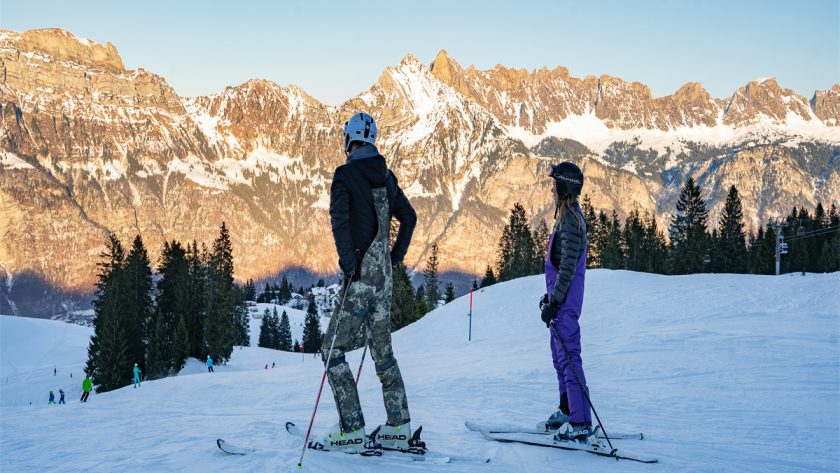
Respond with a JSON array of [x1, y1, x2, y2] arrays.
[[1, 271, 838, 472]]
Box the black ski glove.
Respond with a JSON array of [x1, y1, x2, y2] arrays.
[[539, 294, 558, 327]]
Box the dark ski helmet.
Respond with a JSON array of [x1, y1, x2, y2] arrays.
[[548, 162, 584, 198]]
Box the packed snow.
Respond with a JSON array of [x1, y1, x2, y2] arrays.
[[1, 271, 838, 472]]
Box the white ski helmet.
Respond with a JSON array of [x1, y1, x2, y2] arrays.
[[343, 112, 377, 152]]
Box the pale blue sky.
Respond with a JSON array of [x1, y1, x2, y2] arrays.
[[1, 0, 837, 104]]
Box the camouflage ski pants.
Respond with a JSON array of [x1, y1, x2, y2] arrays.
[[322, 187, 411, 433]]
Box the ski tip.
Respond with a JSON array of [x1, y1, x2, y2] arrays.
[[285, 421, 295, 429]]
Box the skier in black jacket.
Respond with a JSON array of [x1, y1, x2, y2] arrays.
[[329, 122, 416, 277], [320, 112, 418, 453]]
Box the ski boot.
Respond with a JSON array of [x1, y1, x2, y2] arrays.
[[553, 422, 597, 444], [315, 427, 370, 454], [371, 423, 427, 455], [540, 408, 570, 431]]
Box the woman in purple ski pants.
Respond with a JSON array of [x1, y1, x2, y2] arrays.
[[540, 162, 592, 440]]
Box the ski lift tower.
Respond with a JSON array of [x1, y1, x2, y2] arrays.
[[772, 219, 788, 276]]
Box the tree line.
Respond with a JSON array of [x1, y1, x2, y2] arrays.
[[85, 223, 249, 393], [482, 180, 839, 285]]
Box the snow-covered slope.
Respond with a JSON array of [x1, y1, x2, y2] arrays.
[[0, 316, 92, 406], [1, 271, 838, 472]]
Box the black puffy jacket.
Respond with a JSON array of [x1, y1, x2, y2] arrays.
[[329, 144, 417, 277], [549, 205, 587, 304]]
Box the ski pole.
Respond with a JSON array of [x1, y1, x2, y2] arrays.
[[549, 322, 617, 459], [297, 274, 354, 469], [354, 331, 370, 385]]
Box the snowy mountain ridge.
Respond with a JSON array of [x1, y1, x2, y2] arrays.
[[1, 28, 838, 317]]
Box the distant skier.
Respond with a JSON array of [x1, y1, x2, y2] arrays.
[[80, 376, 92, 402], [539, 162, 595, 443], [272, 362, 275, 368], [206, 356, 215, 373], [53, 366, 56, 376], [319, 112, 417, 452], [58, 388, 65, 405], [133, 363, 141, 388], [48, 390, 55, 405]]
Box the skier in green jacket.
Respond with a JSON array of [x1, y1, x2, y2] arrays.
[[81, 376, 92, 402]]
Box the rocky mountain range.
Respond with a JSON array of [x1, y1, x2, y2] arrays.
[[1, 28, 838, 317]]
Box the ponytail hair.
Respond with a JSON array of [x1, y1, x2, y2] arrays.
[[554, 195, 583, 230]]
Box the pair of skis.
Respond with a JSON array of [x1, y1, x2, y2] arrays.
[[217, 422, 491, 464], [464, 421, 658, 464]]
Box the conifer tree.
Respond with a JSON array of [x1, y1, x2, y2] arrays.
[[480, 264, 497, 287], [293, 340, 301, 352], [590, 210, 611, 268], [471, 279, 479, 291], [147, 240, 190, 378], [243, 279, 256, 301], [278, 310, 293, 351], [641, 211, 668, 273], [496, 203, 535, 281], [185, 241, 208, 359], [145, 309, 171, 379], [123, 235, 153, 376], [600, 211, 625, 269], [423, 243, 441, 311], [86, 234, 131, 392], [444, 282, 455, 303], [391, 263, 417, 331], [173, 315, 190, 372], [622, 209, 645, 271], [270, 307, 281, 348], [278, 275, 292, 304], [233, 284, 250, 347], [205, 222, 236, 362], [415, 285, 428, 317], [258, 309, 272, 348], [258, 283, 271, 303], [818, 235, 840, 272], [750, 224, 776, 274], [581, 195, 599, 268], [819, 204, 840, 272], [669, 177, 710, 274], [717, 185, 747, 273], [301, 299, 322, 354], [532, 219, 550, 274]]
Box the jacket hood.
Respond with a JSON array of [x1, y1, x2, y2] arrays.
[[347, 144, 388, 187]]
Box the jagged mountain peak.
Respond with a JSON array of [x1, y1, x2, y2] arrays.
[[673, 81, 711, 100], [1, 27, 124, 71], [397, 52, 424, 68], [430, 49, 463, 75], [723, 76, 815, 125], [811, 84, 840, 126]]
